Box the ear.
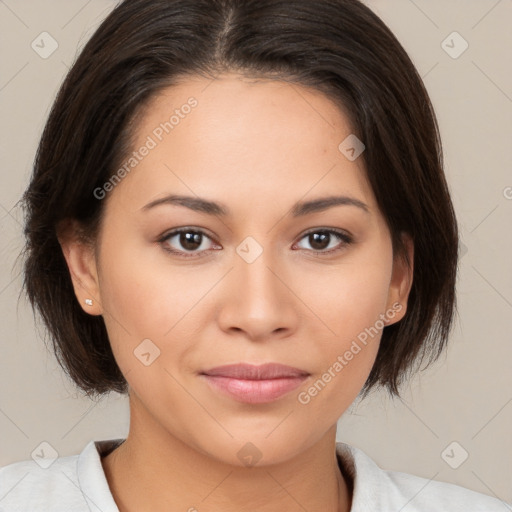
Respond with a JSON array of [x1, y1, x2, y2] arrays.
[[57, 219, 103, 316], [384, 232, 414, 325]]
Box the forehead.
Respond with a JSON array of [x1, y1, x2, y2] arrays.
[[107, 72, 376, 217]]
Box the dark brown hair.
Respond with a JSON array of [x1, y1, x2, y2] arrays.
[[20, 0, 459, 400]]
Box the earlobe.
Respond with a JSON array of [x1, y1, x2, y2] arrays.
[[385, 232, 414, 325], [57, 219, 102, 316]]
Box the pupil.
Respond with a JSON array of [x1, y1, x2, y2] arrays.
[[310, 232, 329, 250], [181, 232, 201, 250]]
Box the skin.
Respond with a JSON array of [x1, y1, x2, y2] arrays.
[[59, 73, 413, 512]]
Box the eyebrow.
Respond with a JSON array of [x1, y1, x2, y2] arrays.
[[141, 194, 370, 217]]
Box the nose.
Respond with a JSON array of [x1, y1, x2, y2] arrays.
[[216, 246, 299, 342]]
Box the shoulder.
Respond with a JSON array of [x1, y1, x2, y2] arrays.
[[382, 467, 507, 511], [336, 442, 510, 512], [0, 439, 125, 512], [0, 452, 86, 511]]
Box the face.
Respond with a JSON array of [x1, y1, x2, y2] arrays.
[[62, 73, 413, 466]]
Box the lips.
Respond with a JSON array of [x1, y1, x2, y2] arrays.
[[200, 363, 310, 404], [201, 363, 309, 380]]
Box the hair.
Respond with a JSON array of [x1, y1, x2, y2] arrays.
[[20, 0, 459, 400]]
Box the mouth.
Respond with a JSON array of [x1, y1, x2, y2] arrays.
[[199, 363, 310, 404]]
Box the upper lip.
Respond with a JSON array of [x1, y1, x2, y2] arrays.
[[201, 363, 309, 380]]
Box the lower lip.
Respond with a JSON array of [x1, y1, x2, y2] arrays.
[[201, 375, 308, 404]]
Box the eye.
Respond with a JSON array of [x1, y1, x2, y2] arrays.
[[158, 228, 219, 258], [158, 227, 353, 259], [294, 229, 353, 255]]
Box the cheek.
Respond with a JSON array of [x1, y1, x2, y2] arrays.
[[296, 286, 386, 425], [300, 246, 393, 344], [97, 233, 196, 331], [95, 233, 222, 380], [294, 249, 392, 414]]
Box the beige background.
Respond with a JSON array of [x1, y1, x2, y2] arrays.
[[1, 0, 511, 505]]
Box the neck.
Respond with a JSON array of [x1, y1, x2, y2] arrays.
[[101, 394, 352, 512]]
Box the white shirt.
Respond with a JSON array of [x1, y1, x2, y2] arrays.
[[0, 438, 508, 511]]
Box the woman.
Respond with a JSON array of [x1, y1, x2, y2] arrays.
[[0, 0, 507, 510]]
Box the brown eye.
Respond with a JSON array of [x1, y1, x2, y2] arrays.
[[295, 229, 352, 254], [177, 231, 203, 251], [159, 228, 217, 257]]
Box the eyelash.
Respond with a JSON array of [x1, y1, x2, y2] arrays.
[[157, 227, 353, 259]]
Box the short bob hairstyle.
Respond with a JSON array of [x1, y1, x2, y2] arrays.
[[21, 0, 459, 400]]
